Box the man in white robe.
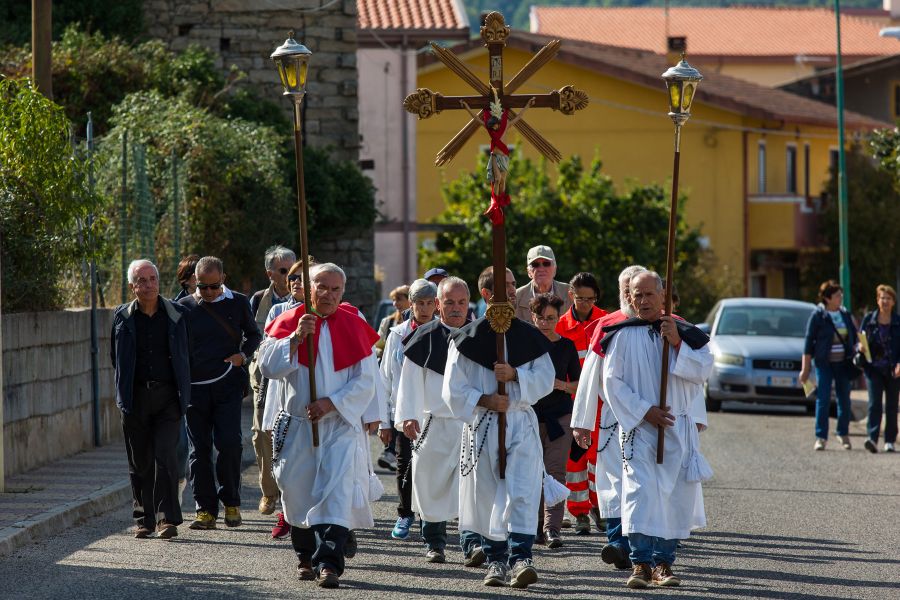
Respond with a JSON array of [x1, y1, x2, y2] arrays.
[[380, 279, 438, 540], [394, 276, 470, 563], [599, 270, 713, 589], [571, 265, 645, 570], [443, 266, 555, 589], [258, 263, 380, 589]]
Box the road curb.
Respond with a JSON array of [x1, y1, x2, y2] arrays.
[[0, 478, 131, 558]]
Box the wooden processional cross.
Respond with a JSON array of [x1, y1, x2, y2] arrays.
[[403, 12, 588, 478]]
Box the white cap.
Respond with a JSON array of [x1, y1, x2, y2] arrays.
[[526, 245, 555, 266]]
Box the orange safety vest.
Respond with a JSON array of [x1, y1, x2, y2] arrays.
[[557, 305, 607, 517]]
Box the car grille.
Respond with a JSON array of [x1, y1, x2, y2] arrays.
[[752, 359, 799, 371], [755, 386, 805, 398]]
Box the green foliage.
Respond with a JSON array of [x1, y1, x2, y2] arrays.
[[0, 78, 99, 311], [0, 0, 143, 46], [97, 90, 296, 296], [302, 145, 378, 235], [421, 151, 737, 323], [802, 142, 900, 314]]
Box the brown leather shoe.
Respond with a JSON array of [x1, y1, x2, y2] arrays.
[[652, 562, 681, 587], [156, 520, 178, 540], [134, 525, 152, 539], [258, 495, 277, 515], [316, 567, 340, 589], [297, 561, 315, 581], [626, 563, 652, 588]]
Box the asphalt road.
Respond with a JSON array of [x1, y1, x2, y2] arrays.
[[0, 404, 897, 599]]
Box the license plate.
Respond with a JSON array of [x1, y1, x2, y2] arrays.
[[767, 376, 796, 387]]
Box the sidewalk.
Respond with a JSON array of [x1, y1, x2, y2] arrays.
[[0, 399, 254, 557]]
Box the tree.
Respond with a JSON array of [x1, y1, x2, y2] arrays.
[[421, 151, 737, 323], [0, 78, 98, 311], [802, 141, 900, 313]]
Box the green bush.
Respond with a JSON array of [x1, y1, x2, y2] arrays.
[[0, 78, 98, 312], [421, 151, 737, 323]]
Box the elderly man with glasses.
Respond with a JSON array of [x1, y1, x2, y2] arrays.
[[514, 245, 572, 322], [179, 256, 262, 530], [249, 245, 297, 517]]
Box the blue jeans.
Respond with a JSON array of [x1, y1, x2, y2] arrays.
[[606, 517, 631, 554], [814, 361, 852, 439], [459, 529, 482, 555], [482, 532, 534, 567], [628, 532, 677, 566], [422, 520, 447, 551], [865, 367, 900, 444]]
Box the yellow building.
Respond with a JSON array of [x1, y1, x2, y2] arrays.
[[413, 32, 887, 299]]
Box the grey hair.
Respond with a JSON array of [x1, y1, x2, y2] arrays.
[[619, 264, 646, 316], [631, 270, 664, 293], [409, 278, 438, 302], [309, 262, 346, 284], [127, 259, 159, 284], [196, 256, 224, 275], [437, 276, 469, 299], [264, 245, 296, 270]]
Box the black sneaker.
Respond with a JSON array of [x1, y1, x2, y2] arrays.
[[483, 561, 508, 587], [601, 543, 632, 569], [509, 558, 538, 589], [465, 545, 486, 568], [864, 439, 878, 454], [425, 548, 446, 563], [344, 530, 357, 558]]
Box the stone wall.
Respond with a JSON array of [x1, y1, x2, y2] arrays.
[[142, 0, 360, 161], [2, 309, 119, 477], [313, 230, 377, 317]]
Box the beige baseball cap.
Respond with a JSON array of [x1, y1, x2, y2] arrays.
[[526, 245, 556, 266]]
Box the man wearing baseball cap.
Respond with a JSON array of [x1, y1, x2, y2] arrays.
[[514, 245, 572, 322], [424, 267, 450, 284]]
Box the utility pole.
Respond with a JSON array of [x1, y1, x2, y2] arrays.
[[835, 0, 851, 310], [32, 0, 53, 99], [0, 240, 5, 492]]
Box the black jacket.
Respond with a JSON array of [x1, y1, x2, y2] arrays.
[[110, 296, 192, 415], [859, 309, 900, 372]]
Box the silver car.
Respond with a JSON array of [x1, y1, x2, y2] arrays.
[[699, 298, 816, 412]]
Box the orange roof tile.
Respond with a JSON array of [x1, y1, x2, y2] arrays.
[[422, 32, 888, 130], [530, 6, 900, 59], [358, 0, 468, 32]]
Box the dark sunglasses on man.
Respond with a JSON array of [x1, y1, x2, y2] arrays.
[[197, 282, 223, 290], [530, 260, 553, 268]]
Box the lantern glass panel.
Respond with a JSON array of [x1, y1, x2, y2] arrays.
[[668, 82, 681, 114], [682, 83, 695, 113]]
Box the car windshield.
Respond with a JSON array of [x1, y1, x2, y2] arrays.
[[715, 306, 812, 338]]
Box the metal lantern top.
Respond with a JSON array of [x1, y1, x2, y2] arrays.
[[661, 55, 703, 125], [271, 31, 312, 98]]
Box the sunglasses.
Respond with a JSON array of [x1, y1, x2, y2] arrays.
[[288, 274, 302, 282], [574, 295, 597, 303], [530, 260, 553, 268], [197, 283, 222, 290]]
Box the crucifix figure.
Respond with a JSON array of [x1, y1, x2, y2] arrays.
[[404, 12, 588, 478]]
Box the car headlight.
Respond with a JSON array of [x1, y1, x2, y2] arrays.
[[714, 352, 744, 366]]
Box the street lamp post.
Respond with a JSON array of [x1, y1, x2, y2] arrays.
[[657, 55, 703, 464], [271, 32, 319, 447]]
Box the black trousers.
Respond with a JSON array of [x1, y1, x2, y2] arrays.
[[122, 383, 183, 528], [186, 371, 244, 515], [395, 432, 414, 518], [291, 524, 349, 576]]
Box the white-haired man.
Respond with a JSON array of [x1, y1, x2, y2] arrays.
[[513, 245, 572, 322], [259, 263, 380, 589], [111, 259, 192, 539], [249, 245, 297, 516], [593, 270, 712, 588], [571, 264, 645, 568], [394, 276, 469, 563]]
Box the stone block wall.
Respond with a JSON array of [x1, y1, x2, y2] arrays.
[[142, 0, 361, 161], [2, 309, 119, 477]]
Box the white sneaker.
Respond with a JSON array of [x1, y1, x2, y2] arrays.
[[885, 442, 896, 453], [838, 435, 852, 450], [814, 438, 826, 451]]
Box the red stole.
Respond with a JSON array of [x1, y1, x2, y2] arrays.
[[482, 109, 510, 156], [265, 302, 380, 372]]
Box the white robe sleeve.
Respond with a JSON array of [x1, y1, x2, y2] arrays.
[[670, 342, 714, 385], [602, 332, 654, 432], [329, 354, 378, 427], [443, 341, 484, 421], [261, 378, 281, 431], [511, 352, 554, 408], [258, 336, 298, 380], [571, 349, 602, 430], [394, 359, 426, 428]]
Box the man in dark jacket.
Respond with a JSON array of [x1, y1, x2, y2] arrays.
[[179, 256, 262, 530], [111, 259, 192, 539]]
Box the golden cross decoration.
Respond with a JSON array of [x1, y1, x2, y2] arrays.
[[402, 12, 588, 480]]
